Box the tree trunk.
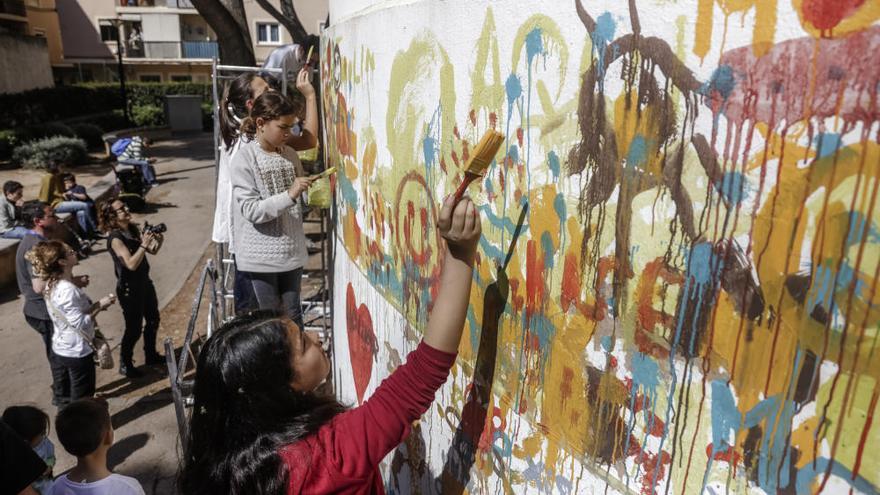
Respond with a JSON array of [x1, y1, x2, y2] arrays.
[[190, 0, 255, 66]]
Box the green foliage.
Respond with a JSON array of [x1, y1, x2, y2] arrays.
[[12, 136, 88, 169], [0, 82, 212, 128], [0, 129, 19, 160], [201, 101, 214, 132], [70, 123, 105, 149], [131, 104, 165, 127]]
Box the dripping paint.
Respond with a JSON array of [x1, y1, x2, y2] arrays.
[[322, 0, 880, 493]]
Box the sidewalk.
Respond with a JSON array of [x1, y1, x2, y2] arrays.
[[0, 133, 217, 494]]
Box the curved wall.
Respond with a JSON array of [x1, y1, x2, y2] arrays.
[[322, 1, 880, 493]]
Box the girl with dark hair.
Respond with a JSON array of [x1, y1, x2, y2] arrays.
[[180, 196, 481, 494], [25, 241, 116, 400], [2, 405, 54, 493], [99, 199, 163, 378], [228, 91, 314, 328]]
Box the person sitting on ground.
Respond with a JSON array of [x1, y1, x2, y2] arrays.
[[26, 240, 116, 401], [50, 398, 146, 495], [0, 418, 46, 495], [1, 180, 28, 239], [99, 199, 163, 378], [38, 161, 99, 240], [3, 406, 55, 494], [115, 136, 159, 187], [179, 195, 481, 494]]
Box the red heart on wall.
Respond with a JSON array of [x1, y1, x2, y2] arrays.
[[801, 0, 865, 31], [346, 283, 377, 404]]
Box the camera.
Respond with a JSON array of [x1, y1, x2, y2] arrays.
[[142, 221, 167, 235]]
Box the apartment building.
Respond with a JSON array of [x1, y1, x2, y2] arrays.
[[0, 0, 63, 92], [55, 0, 327, 84]]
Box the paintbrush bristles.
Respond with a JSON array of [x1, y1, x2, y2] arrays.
[[464, 130, 505, 175]]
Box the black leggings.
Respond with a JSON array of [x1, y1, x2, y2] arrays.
[[54, 354, 95, 401], [117, 279, 161, 365]]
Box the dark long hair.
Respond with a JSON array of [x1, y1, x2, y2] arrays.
[[98, 200, 138, 237], [179, 311, 344, 495], [220, 73, 259, 151]]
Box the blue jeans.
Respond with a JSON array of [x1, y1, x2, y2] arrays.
[[242, 268, 304, 328], [55, 201, 97, 236], [118, 158, 157, 184], [1, 225, 29, 239]]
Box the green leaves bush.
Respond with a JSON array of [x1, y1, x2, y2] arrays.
[[132, 104, 164, 127], [12, 136, 88, 169]]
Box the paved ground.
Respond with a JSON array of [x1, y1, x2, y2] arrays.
[[0, 133, 217, 493]]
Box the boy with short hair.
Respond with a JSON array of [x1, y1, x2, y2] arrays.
[[116, 136, 159, 186], [1, 180, 27, 239], [49, 399, 145, 495]]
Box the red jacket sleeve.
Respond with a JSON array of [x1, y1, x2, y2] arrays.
[[317, 341, 456, 479]]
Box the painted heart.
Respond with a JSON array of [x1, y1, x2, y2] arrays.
[[346, 283, 377, 404]]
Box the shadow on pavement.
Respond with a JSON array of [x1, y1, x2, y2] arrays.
[[108, 433, 151, 470]]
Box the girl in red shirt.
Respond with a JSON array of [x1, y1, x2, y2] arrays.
[[180, 195, 481, 494]]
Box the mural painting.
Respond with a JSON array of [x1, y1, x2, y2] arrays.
[[322, 0, 880, 493]]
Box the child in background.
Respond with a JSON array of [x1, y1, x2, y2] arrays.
[[1, 180, 27, 239], [116, 136, 159, 187], [50, 398, 145, 495], [2, 405, 55, 494], [61, 174, 98, 236], [38, 161, 99, 240]]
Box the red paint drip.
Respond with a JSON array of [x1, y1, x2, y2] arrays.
[[801, 0, 865, 31]]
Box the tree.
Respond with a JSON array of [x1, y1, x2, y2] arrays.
[[190, 0, 256, 66]]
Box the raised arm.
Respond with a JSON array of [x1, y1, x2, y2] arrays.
[[310, 196, 481, 477], [287, 68, 319, 151], [111, 233, 153, 272]]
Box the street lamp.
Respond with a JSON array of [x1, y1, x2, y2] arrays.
[[109, 17, 130, 125]]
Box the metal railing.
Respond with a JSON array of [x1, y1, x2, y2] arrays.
[[182, 41, 218, 59]]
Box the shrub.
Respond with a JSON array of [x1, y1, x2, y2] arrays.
[[201, 101, 214, 132], [12, 136, 88, 169], [70, 123, 105, 149], [25, 122, 75, 140], [131, 104, 164, 127]]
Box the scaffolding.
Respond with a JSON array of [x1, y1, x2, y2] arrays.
[[164, 59, 334, 445]]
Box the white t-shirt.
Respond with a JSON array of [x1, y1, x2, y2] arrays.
[[46, 279, 95, 358], [48, 473, 145, 495]]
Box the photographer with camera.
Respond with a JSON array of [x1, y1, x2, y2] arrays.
[[99, 199, 164, 378]]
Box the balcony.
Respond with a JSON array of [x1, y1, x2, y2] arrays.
[[0, 0, 26, 17], [182, 40, 217, 59], [123, 40, 217, 59]]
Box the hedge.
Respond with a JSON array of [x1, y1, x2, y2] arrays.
[[0, 82, 212, 128], [12, 136, 88, 169]]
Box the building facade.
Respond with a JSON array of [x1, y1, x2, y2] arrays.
[[0, 0, 61, 92], [55, 0, 327, 84]]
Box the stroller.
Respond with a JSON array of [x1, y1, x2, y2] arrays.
[[109, 137, 149, 212]]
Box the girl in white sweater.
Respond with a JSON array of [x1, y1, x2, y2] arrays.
[[230, 92, 314, 328]]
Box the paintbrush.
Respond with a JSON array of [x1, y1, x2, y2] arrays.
[[313, 166, 336, 179], [452, 129, 505, 202]]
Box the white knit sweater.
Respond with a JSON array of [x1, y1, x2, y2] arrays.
[[229, 139, 308, 273]]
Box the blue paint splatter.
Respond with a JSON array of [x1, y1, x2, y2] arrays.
[[796, 458, 880, 495], [478, 204, 529, 235], [525, 27, 544, 66], [540, 231, 554, 269], [632, 353, 660, 389], [553, 193, 566, 222], [505, 74, 522, 110], [507, 144, 520, 164], [626, 135, 649, 169], [814, 132, 842, 159], [715, 171, 749, 205], [701, 64, 737, 100], [591, 12, 616, 83], [547, 151, 560, 179], [601, 335, 613, 351], [422, 134, 436, 167], [337, 170, 359, 209]]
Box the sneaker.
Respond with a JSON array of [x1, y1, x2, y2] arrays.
[[119, 362, 144, 378]]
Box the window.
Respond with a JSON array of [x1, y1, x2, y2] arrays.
[[256, 22, 280, 44], [99, 23, 118, 42], [171, 75, 192, 82], [140, 74, 161, 82]]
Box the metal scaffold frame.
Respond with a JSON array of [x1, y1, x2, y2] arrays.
[[164, 58, 335, 446]]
